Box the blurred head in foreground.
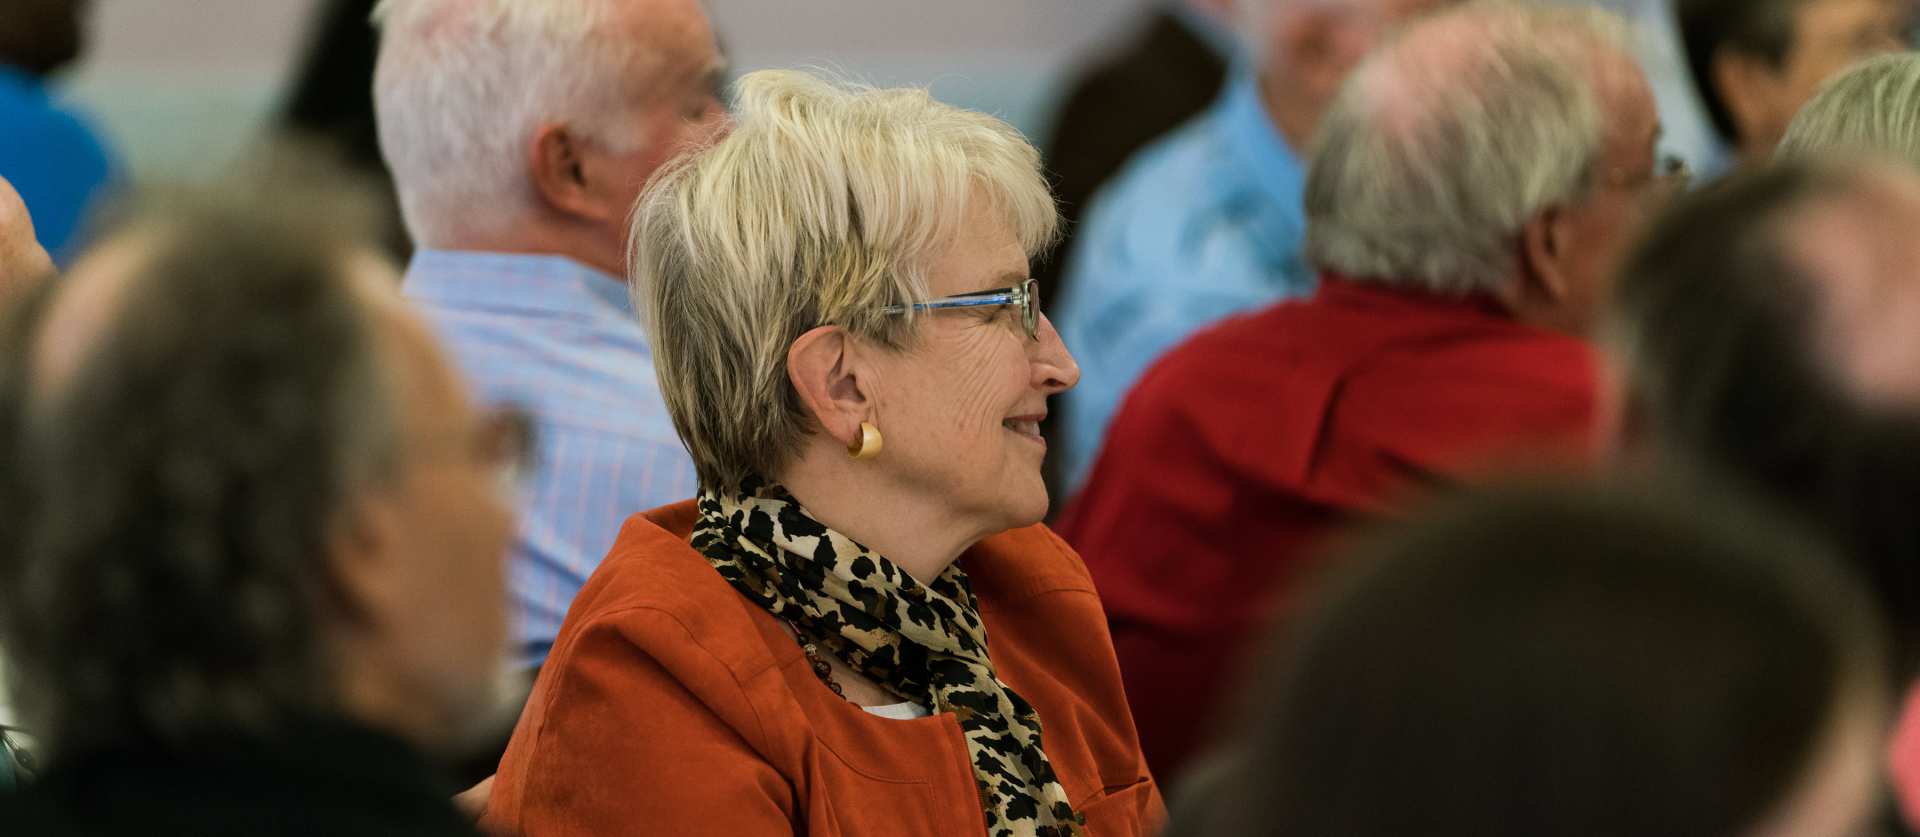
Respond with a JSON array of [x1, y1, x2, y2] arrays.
[[1608, 159, 1920, 671], [0, 181, 523, 763], [1173, 481, 1889, 836]]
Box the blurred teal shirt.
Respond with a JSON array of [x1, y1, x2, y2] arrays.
[[1053, 72, 1312, 495]]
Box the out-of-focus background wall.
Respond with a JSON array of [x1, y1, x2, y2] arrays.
[[60, 0, 1159, 179]]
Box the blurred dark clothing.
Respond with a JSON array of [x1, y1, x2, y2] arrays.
[[0, 717, 480, 836], [281, 0, 410, 258], [1038, 6, 1229, 304], [1055, 277, 1598, 782]]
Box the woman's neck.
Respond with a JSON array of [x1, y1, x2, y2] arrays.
[[774, 455, 990, 585]]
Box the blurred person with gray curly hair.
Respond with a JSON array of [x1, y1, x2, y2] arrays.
[[0, 183, 528, 835]]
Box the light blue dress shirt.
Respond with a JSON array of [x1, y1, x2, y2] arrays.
[[404, 250, 698, 667], [1053, 72, 1313, 495], [0, 66, 117, 263]]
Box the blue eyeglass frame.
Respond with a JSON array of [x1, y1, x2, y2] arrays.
[[880, 278, 1040, 340]]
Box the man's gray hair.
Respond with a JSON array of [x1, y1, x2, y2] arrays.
[[372, 0, 655, 245], [1304, 1, 1630, 294], [1778, 52, 1920, 169]]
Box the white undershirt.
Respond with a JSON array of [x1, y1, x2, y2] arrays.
[[862, 701, 932, 721]]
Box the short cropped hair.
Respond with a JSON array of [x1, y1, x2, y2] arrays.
[[1778, 52, 1920, 167], [630, 69, 1058, 490], [1304, 2, 1626, 295], [373, 0, 656, 244], [1609, 160, 1920, 674], [1173, 480, 1885, 836], [0, 184, 399, 757], [1677, 0, 1805, 145]]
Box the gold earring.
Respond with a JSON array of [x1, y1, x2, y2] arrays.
[[846, 421, 883, 460]]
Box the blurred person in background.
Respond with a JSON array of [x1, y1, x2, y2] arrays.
[[483, 69, 1160, 836], [1057, 1, 1677, 781], [0, 183, 522, 835], [1049, 0, 1457, 499], [1167, 482, 1891, 836], [373, 0, 726, 675], [0, 176, 53, 298], [0, 0, 119, 264], [1676, 0, 1910, 171], [1037, 0, 1238, 304], [1606, 157, 1920, 832]]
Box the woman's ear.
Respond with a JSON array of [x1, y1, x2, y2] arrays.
[[787, 325, 872, 447]]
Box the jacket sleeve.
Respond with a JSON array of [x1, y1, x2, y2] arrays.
[[485, 608, 797, 836]]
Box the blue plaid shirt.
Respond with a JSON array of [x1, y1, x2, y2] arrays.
[[404, 250, 697, 667], [1053, 73, 1314, 495]]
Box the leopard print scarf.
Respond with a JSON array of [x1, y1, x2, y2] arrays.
[[693, 480, 1085, 836]]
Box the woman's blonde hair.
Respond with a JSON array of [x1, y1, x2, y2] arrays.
[[1778, 53, 1920, 168], [630, 69, 1058, 489]]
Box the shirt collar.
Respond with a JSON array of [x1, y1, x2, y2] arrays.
[[403, 249, 633, 320], [1214, 70, 1306, 226]]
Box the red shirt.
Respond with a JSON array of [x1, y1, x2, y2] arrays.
[[1054, 277, 1598, 781]]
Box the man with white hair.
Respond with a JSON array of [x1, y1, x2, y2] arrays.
[[1056, 1, 1677, 781], [373, 0, 726, 669], [1050, 0, 1459, 498]]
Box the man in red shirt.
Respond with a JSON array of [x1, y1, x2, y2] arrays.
[[1055, 2, 1678, 783]]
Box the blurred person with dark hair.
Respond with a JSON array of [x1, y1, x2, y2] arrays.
[[1606, 157, 1920, 830], [0, 183, 524, 834], [1057, 0, 1679, 781], [1049, 0, 1458, 498], [1168, 481, 1891, 836], [373, 0, 726, 673], [1036, 0, 1237, 302], [0, 0, 119, 263], [1676, 0, 1909, 170]]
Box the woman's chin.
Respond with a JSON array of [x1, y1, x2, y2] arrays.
[[995, 474, 1051, 529]]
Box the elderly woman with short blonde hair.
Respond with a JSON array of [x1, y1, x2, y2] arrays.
[[481, 69, 1163, 836]]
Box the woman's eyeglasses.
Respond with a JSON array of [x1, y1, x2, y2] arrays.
[[880, 278, 1041, 341]]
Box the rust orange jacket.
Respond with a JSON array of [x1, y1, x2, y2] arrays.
[[482, 501, 1166, 836]]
